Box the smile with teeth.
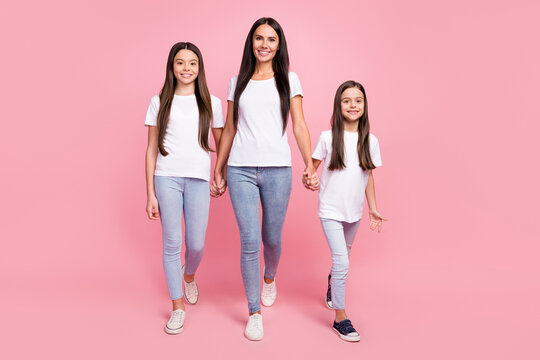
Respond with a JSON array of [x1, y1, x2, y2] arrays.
[[180, 73, 192, 78], [258, 50, 270, 56]]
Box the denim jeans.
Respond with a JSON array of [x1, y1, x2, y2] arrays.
[[320, 218, 361, 310], [154, 176, 210, 300], [227, 166, 292, 313]]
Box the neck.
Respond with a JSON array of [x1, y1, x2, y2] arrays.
[[254, 61, 274, 76], [344, 121, 359, 132], [175, 82, 196, 96]]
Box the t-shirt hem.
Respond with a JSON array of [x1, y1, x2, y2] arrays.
[[227, 162, 292, 167], [154, 172, 210, 182], [318, 212, 362, 223]]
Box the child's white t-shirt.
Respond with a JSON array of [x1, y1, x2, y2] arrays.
[[312, 130, 382, 222], [226, 72, 303, 167], [144, 94, 224, 182]]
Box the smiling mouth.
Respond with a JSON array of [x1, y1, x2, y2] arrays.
[[180, 73, 192, 78], [258, 50, 270, 56]]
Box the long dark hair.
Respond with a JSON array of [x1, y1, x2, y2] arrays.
[[156, 42, 213, 155], [328, 81, 376, 171], [232, 17, 290, 133]]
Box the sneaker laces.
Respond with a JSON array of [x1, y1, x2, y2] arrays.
[[251, 315, 262, 330], [184, 280, 197, 298], [170, 310, 184, 324], [262, 281, 274, 297]]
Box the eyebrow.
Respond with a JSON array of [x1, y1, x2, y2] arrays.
[[175, 58, 198, 62], [254, 34, 277, 39], [342, 97, 364, 100]]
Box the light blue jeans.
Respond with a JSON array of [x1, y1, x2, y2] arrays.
[[154, 176, 209, 300], [320, 218, 361, 310], [227, 166, 292, 313]]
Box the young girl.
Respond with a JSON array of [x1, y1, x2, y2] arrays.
[[212, 17, 319, 341], [144, 42, 223, 334], [310, 81, 386, 342]]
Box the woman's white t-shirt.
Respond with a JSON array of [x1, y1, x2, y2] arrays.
[[312, 130, 382, 222], [144, 94, 224, 181], [226, 72, 303, 167]]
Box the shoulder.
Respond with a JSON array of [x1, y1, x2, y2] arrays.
[[319, 129, 332, 143], [369, 133, 379, 144], [229, 75, 238, 84]]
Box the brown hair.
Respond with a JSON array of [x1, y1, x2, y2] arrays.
[[328, 81, 376, 171], [233, 17, 290, 133], [157, 42, 213, 155]]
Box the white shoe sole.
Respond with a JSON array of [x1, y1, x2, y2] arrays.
[[325, 299, 333, 309], [244, 331, 264, 341], [333, 327, 360, 342], [164, 325, 184, 335]]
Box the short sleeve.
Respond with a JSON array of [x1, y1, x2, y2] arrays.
[[211, 96, 224, 128], [227, 76, 238, 102], [144, 96, 160, 126], [369, 134, 382, 167], [312, 131, 328, 160], [288, 72, 303, 98]]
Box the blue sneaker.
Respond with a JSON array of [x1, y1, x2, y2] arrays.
[[326, 274, 333, 309], [333, 319, 360, 342]]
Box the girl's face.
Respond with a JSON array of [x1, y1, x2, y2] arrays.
[[173, 49, 199, 86], [341, 87, 365, 122], [252, 24, 279, 64]]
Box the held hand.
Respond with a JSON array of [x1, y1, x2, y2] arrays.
[[369, 209, 388, 232], [302, 166, 320, 191], [146, 196, 160, 220], [212, 168, 227, 197]]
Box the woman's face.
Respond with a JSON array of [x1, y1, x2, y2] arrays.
[[252, 24, 279, 64], [173, 49, 199, 86], [341, 87, 365, 122]]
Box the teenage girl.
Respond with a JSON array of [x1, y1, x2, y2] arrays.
[[145, 42, 224, 334], [310, 81, 386, 342], [211, 17, 319, 341]]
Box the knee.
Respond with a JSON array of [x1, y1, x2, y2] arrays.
[[332, 256, 349, 276], [163, 238, 181, 256]]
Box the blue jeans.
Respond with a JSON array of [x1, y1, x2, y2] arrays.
[[320, 218, 361, 310], [154, 176, 210, 300], [227, 166, 292, 313]]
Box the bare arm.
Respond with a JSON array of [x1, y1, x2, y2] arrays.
[[365, 170, 387, 231], [212, 101, 237, 196], [145, 126, 160, 219], [211, 127, 223, 151], [290, 95, 319, 190]]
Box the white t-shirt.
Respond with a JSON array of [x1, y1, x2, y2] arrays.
[[226, 72, 303, 166], [312, 130, 382, 222], [145, 94, 224, 181]]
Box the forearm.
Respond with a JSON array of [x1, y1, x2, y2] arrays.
[[365, 171, 378, 211], [145, 148, 157, 198], [215, 122, 235, 172], [212, 128, 223, 152], [293, 122, 314, 168]]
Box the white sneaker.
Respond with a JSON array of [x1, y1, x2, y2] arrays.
[[182, 265, 199, 305], [244, 313, 264, 341], [261, 279, 277, 307], [164, 309, 185, 335]]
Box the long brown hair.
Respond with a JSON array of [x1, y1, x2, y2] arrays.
[[233, 17, 290, 133], [328, 81, 376, 171], [157, 42, 213, 155]]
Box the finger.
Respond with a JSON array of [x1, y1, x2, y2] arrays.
[[378, 221, 382, 232]]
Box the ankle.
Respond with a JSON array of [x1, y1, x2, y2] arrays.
[[172, 299, 185, 311], [263, 277, 274, 284], [184, 274, 195, 283]]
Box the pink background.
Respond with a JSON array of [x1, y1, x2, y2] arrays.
[[1, 0, 539, 358]]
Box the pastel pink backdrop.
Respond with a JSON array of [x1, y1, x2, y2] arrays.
[[1, 0, 539, 358]]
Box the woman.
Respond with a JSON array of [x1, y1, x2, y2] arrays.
[[212, 17, 318, 341]]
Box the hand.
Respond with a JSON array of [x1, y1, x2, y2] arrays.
[[211, 168, 227, 197], [146, 196, 160, 220], [302, 166, 320, 191], [369, 209, 388, 232]]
